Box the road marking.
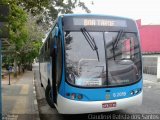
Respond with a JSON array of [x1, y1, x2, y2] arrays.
[[33, 79, 35, 84], [34, 99, 37, 105], [33, 90, 36, 94], [33, 79, 36, 97], [4, 114, 18, 120]]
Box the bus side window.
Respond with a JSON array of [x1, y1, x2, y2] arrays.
[[45, 37, 51, 61], [50, 24, 58, 56], [48, 34, 51, 51], [44, 39, 48, 61]]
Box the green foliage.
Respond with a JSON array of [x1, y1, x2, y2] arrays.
[[16, 15, 43, 65], [1, 0, 43, 67], [36, 0, 91, 31], [13, 0, 91, 31], [1, 0, 90, 68]]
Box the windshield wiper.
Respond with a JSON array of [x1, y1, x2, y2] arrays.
[[81, 27, 100, 61], [112, 29, 124, 60], [114, 29, 124, 48]]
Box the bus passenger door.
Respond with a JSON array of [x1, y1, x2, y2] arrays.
[[51, 28, 62, 104], [51, 36, 58, 104]]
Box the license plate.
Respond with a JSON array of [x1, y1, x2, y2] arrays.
[[102, 102, 116, 108]]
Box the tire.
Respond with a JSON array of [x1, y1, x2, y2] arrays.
[[41, 83, 43, 87], [45, 85, 55, 108]]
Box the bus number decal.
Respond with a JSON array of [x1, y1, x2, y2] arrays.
[[113, 92, 126, 98]]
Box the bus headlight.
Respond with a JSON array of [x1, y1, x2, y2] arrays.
[[130, 91, 134, 95], [66, 93, 84, 100], [134, 90, 138, 94], [71, 93, 76, 100], [130, 88, 142, 96], [138, 88, 142, 92], [77, 94, 83, 100]]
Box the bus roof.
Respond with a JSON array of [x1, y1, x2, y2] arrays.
[[61, 14, 138, 32], [61, 14, 134, 22], [39, 14, 138, 53]]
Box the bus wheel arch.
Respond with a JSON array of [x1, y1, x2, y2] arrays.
[[39, 73, 43, 87], [45, 79, 55, 108], [48, 79, 51, 86]]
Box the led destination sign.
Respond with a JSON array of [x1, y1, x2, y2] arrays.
[[73, 18, 127, 27]]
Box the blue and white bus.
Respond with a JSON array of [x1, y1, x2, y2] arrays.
[[39, 14, 143, 114]]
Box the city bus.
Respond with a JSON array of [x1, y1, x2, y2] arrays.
[[39, 14, 143, 114]]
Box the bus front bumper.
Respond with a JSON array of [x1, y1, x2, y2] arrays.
[[56, 92, 143, 114]]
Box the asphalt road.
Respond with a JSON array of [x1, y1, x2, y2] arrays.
[[33, 66, 160, 120]]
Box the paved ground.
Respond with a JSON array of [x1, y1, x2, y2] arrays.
[[33, 66, 160, 120], [2, 71, 39, 120], [143, 73, 157, 83], [2, 64, 160, 120]]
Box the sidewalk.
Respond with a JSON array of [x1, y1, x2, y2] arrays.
[[2, 71, 40, 120], [143, 73, 158, 84], [2, 72, 23, 85]]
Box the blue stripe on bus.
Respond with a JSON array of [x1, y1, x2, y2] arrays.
[[59, 79, 143, 101]]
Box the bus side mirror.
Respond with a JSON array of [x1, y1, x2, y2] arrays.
[[50, 27, 59, 56], [50, 36, 57, 56]]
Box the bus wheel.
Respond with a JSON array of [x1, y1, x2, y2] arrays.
[[41, 83, 43, 87], [45, 85, 55, 108]]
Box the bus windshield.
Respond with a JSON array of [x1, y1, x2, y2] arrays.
[[65, 31, 142, 87]]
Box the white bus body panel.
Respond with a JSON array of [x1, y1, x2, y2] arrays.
[[57, 91, 143, 114], [40, 61, 52, 89]]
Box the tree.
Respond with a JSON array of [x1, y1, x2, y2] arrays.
[[17, 14, 43, 68], [17, 0, 91, 31], [11, 13, 43, 74], [1, 0, 44, 75], [1, 0, 91, 75], [2, 0, 91, 31]]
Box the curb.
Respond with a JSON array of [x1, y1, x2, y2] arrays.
[[33, 72, 41, 120]]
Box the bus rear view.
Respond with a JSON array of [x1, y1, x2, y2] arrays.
[[40, 14, 143, 114]]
